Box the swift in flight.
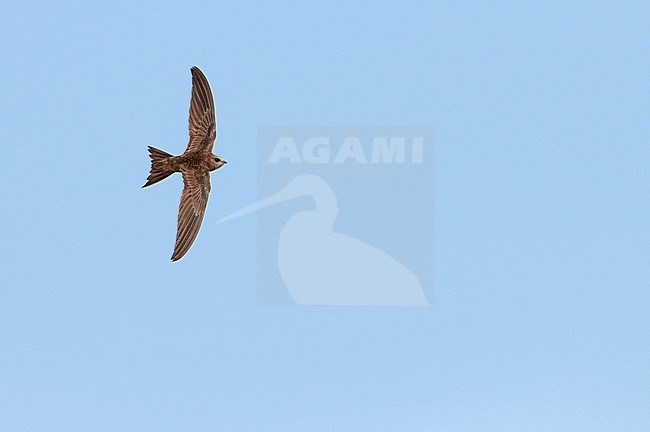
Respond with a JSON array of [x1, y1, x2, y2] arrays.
[[143, 66, 227, 261]]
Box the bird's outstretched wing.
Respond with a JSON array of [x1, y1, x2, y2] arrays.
[[171, 167, 211, 261], [184, 66, 217, 154]]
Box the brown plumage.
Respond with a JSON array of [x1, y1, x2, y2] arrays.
[[143, 66, 227, 261]]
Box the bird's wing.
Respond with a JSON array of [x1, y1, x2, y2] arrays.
[[184, 66, 217, 154], [171, 167, 211, 261]]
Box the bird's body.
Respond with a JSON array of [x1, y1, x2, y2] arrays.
[[150, 151, 223, 176], [143, 66, 227, 261]]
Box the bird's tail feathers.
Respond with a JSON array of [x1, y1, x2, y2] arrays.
[[143, 146, 174, 187]]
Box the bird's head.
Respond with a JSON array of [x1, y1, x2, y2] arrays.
[[211, 155, 228, 171]]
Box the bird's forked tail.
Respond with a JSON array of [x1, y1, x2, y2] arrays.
[[143, 146, 174, 188]]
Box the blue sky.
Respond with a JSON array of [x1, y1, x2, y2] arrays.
[[1, 1, 649, 431]]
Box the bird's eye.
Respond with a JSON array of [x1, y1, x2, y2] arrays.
[[214, 157, 221, 162]]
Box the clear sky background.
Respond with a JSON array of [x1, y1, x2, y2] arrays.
[[1, 1, 649, 431]]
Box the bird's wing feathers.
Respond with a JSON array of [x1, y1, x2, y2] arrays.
[[185, 66, 217, 154], [171, 167, 211, 261]]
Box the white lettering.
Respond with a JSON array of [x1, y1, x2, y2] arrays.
[[303, 137, 330, 163], [333, 137, 367, 164], [411, 137, 423, 163], [371, 137, 405, 163], [267, 137, 301, 164]]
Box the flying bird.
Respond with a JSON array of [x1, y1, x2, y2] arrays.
[[143, 66, 227, 261]]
